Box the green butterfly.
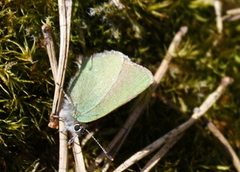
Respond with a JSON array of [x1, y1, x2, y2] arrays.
[[60, 50, 153, 135]]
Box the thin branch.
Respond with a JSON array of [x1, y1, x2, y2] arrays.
[[58, 121, 68, 172], [87, 26, 188, 172], [72, 136, 87, 172], [41, 24, 58, 81], [113, 77, 233, 172], [227, 8, 240, 15], [202, 117, 240, 172], [222, 8, 240, 21], [152, 26, 188, 90], [214, 0, 223, 34], [140, 133, 184, 172]]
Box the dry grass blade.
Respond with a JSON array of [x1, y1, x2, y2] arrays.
[[113, 77, 233, 172], [41, 24, 58, 81], [87, 26, 188, 172], [50, 0, 72, 129], [227, 8, 240, 15], [214, 0, 222, 33], [202, 117, 240, 172], [140, 133, 184, 172], [57, 0, 71, 168], [40, 3, 69, 172], [58, 121, 68, 172], [222, 8, 240, 21], [153, 26, 188, 90], [43, 0, 76, 171], [72, 136, 87, 172]]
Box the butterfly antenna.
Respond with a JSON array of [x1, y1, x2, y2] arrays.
[[84, 128, 114, 161]]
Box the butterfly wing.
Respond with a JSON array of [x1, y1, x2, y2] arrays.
[[70, 50, 154, 123], [69, 51, 124, 116]]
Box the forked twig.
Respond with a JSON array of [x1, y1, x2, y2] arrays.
[[49, 0, 72, 129], [41, 6, 69, 172], [42, 0, 91, 171], [56, 0, 75, 171], [222, 8, 240, 21], [113, 77, 233, 172], [42, 0, 80, 171], [87, 26, 188, 172]]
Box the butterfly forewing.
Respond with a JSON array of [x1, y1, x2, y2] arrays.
[[69, 51, 124, 116]]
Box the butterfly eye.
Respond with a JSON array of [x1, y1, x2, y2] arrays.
[[74, 124, 85, 133], [74, 124, 81, 131]]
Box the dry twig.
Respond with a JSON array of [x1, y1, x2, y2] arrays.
[[214, 0, 222, 33], [113, 77, 233, 172], [140, 133, 184, 172], [202, 117, 240, 172], [41, 24, 58, 81]]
